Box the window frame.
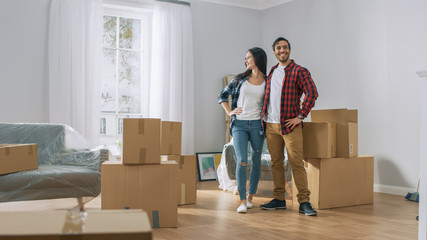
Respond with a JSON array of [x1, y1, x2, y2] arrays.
[[100, 3, 153, 146]]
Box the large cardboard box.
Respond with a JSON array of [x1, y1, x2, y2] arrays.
[[311, 108, 358, 123], [161, 155, 197, 205], [101, 161, 177, 228], [292, 156, 374, 209], [0, 210, 152, 240], [122, 118, 161, 164], [160, 121, 182, 155], [336, 122, 358, 157], [0, 144, 38, 175], [303, 122, 336, 158]]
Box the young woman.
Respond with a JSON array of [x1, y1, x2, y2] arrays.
[[218, 47, 267, 213]]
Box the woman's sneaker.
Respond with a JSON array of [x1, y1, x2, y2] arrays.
[[237, 204, 247, 213], [260, 198, 286, 210], [247, 201, 253, 209]]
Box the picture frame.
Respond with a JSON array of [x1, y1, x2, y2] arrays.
[[196, 152, 222, 181]]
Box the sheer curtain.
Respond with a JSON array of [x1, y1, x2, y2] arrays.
[[48, 0, 103, 146], [150, 2, 195, 154]]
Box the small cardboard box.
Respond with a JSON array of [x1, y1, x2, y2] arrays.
[[0, 144, 38, 175], [292, 156, 374, 209], [161, 121, 182, 155], [161, 155, 197, 205], [311, 108, 358, 123], [303, 122, 336, 158], [101, 161, 178, 228], [122, 118, 161, 164], [336, 122, 358, 158], [0, 210, 152, 240]]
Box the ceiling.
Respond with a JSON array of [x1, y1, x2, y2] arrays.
[[194, 0, 294, 10]]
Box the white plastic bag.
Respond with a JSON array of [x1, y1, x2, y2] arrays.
[[217, 138, 238, 194]]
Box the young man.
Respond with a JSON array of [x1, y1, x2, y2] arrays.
[[260, 37, 319, 216]]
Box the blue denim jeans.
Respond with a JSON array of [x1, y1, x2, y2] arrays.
[[232, 119, 264, 200]]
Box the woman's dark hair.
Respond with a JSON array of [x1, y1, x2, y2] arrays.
[[272, 37, 291, 50], [235, 47, 267, 85]]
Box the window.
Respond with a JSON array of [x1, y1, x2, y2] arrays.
[[100, 5, 152, 148]]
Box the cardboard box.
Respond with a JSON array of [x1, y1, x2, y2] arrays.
[[177, 155, 197, 205], [0, 210, 151, 240], [292, 156, 374, 209], [303, 122, 336, 158], [101, 161, 177, 228], [122, 118, 161, 164], [336, 122, 358, 157], [161, 155, 197, 205], [311, 108, 358, 123], [160, 121, 182, 155], [0, 144, 38, 175]]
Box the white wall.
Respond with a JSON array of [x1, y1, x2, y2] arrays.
[[261, 0, 427, 191], [0, 0, 50, 123], [189, 0, 262, 152]]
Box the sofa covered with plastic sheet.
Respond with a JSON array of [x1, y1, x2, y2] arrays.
[[0, 123, 109, 202]]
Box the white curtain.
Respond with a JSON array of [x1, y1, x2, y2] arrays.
[[150, 2, 195, 154], [48, 0, 103, 145]]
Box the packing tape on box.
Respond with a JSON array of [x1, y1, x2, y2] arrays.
[[62, 211, 88, 234], [181, 183, 186, 204], [152, 210, 159, 228], [138, 119, 145, 135], [139, 148, 147, 162], [169, 143, 173, 154], [28, 145, 34, 155], [179, 157, 185, 168]]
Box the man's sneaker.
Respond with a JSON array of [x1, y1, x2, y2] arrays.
[[237, 204, 247, 213], [260, 198, 286, 210], [299, 202, 317, 216]]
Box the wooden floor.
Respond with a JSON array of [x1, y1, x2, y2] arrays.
[[0, 181, 419, 240]]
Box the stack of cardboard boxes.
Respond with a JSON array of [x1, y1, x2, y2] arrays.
[[292, 109, 374, 209], [101, 118, 197, 228]]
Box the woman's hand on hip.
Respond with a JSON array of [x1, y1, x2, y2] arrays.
[[229, 107, 243, 116]]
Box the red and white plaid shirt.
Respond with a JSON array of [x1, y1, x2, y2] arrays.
[[261, 60, 319, 135]]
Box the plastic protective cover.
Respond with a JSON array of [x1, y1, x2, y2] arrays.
[[0, 123, 109, 202]]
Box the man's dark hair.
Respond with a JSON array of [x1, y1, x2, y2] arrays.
[[272, 37, 291, 50]]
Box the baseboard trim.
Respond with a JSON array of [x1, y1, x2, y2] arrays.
[[374, 184, 416, 196]]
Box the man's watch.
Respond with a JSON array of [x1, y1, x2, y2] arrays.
[[297, 115, 304, 120]]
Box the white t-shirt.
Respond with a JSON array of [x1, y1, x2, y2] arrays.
[[236, 80, 266, 120], [265, 65, 285, 123]]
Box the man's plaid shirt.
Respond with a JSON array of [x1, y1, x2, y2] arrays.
[[261, 60, 319, 135]]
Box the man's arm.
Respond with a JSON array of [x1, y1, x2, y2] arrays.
[[297, 67, 319, 118]]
